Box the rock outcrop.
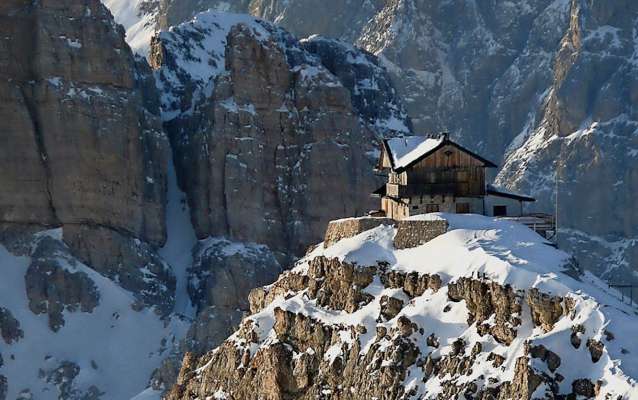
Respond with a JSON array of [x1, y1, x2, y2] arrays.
[[62, 225, 176, 316], [0, 0, 168, 246], [25, 237, 100, 332], [0, 308, 23, 345]]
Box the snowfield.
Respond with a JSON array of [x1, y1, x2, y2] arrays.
[[0, 233, 190, 400]]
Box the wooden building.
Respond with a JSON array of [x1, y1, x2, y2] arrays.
[[373, 133, 536, 220]]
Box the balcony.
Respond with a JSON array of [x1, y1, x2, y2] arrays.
[[385, 182, 480, 198]]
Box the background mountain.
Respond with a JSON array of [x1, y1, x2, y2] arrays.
[[108, 0, 638, 294]]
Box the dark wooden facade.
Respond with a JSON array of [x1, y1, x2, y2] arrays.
[[402, 144, 487, 197]]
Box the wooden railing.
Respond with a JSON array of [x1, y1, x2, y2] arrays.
[[499, 213, 556, 239]]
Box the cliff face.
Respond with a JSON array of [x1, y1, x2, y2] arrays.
[[166, 215, 638, 399], [0, 0, 168, 246], [0, 2, 180, 398], [150, 11, 408, 259]]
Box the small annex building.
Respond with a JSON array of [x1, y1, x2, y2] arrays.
[[373, 133, 536, 220]]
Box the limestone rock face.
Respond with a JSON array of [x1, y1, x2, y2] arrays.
[[496, 0, 638, 294], [151, 12, 403, 259], [0, 0, 168, 246]]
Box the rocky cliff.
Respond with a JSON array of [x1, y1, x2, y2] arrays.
[[150, 11, 408, 259], [0, 2, 184, 399], [166, 214, 638, 399], [0, 0, 168, 246]]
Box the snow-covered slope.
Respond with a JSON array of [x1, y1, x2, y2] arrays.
[[101, 0, 159, 55], [167, 214, 638, 399], [0, 230, 190, 400]]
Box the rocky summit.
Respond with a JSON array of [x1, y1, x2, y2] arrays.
[[166, 214, 638, 399], [1, 1, 638, 399]]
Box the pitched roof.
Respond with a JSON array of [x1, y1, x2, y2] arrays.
[[486, 184, 535, 202], [382, 134, 497, 172]]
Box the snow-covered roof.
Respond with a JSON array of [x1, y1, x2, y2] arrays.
[[382, 134, 497, 171], [385, 136, 444, 170]]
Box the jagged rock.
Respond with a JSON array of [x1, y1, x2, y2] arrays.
[[571, 324, 585, 348], [249, 271, 308, 314], [151, 356, 183, 392], [426, 333, 439, 348], [165, 232, 638, 399], [307, 257, 374, 313], [299, 36, 411, 133], [0, 0, 168, 246], [63, 225, 175, 316], [499, 357, 544, 400], [248, 257, 374, 316], [183, 306, 244, 356], [529, 344, 561, 372], [42, 361, 80, 399], [379, 295, 404, 321], [471, 342, 482, 358], [448, 277, 521, 344], [25, 237, 100, 331], [451, 338, 465, 357], [396, 316, 415, 338], [168, 302, 422, 399], [487, 352, 505, 368], [188, 237, 282, 314], [39, 360, 103, 400], [0, 307, 23, 344], [586, 339, 604, 363], [380, 269, 442, 298], [572, 378, 596, 398], [526, 289, 564, 332]]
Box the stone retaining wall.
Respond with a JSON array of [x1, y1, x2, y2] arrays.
[[394, 220, 449, 249], [323, 217, 395, 248], [323, 217, 448, 249]]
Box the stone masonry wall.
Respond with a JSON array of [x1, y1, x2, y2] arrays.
[[323, 217, 395, 248], [394, 220, 449, 250], [323, 217, 448, 249]]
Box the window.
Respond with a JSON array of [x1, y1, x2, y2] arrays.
[[412, 205, 419, 210], [493, 205, 507, 217], [456, 203, 470, 214], [426, 204, 440, 213]]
